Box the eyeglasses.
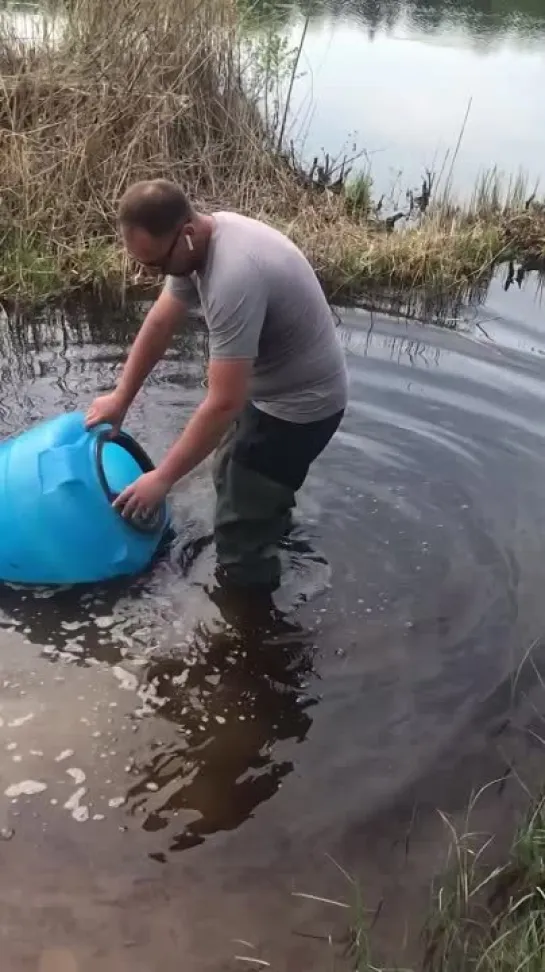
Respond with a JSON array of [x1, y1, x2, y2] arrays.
[[140, 225, 182, 275]]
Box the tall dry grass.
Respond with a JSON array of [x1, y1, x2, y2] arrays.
[[0, 0, 544, 304], [0, 0, 302, 297]]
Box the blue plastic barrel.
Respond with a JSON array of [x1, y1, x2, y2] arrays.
[[0, 411, 169, 586]]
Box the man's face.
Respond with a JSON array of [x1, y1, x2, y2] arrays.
[[122, 224, 197, 277]]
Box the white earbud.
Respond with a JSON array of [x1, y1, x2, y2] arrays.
[[186, 235, 194, 252]]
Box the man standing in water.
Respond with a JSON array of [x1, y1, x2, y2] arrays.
[[86, 180, 348, 589]]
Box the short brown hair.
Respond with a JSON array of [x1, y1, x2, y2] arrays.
[[118, 179, 193, 237]]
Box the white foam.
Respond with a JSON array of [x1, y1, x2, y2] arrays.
[[108, 796, 125, 808], [8, 713, 34, 728], [55, 749, 74, 763], [112, 667, 139, 692], [5, 780, 47, 797], [64, 787, 89, 822], [95, 616, 114, 629]]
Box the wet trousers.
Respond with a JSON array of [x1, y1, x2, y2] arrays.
[[212, 402, 344, 588]]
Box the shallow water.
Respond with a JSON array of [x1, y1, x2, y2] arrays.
[[2, 280, 545, 968]]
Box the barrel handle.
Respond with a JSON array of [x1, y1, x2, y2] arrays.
[[94, 429, 166, 536]]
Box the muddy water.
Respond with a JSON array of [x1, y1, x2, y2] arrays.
[[1, 280, 545, 969]]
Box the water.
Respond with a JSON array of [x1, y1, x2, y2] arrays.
[[271, 0, 545, 198], [2, 280, 545, 967], [1, 0, 545, 964]]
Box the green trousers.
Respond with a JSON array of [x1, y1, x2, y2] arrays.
[[212, 403, 344, 589]]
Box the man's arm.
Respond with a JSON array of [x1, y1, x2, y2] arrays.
[[116, 289, 187, 409], [112, 264, 264, 518], [156, 358, 252, 488], [155, 262, 265, 487], [112, 358, 252, 519]]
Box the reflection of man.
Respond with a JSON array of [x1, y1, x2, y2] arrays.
[[136, 606, 316, 852], [86, 179, 348, 589]]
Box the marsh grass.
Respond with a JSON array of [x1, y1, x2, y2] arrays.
[[421, 788, 545, 972], [0, 0, 301, 297], [295, 777, 545, 971], [313, 791, 545, 972], [0, 0, 544, 304]]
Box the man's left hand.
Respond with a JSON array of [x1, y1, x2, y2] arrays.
[[113, 470, 170, 521]]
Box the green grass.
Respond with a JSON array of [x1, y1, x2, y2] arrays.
[[422, 792, 545, 972], [283, 785, 545, 971], [344, 172, 374, 218], [339, 792, 545, 972]]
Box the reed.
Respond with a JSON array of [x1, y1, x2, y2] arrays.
[[0, 0, 544, 305]]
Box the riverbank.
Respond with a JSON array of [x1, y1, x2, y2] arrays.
[[1, 0, 544, 307], [326, 770, 545, 971], [341, 722, 545, 972], [336, 791, 545, 971], [423, 791, 545, 971], [321, 635, 545, 972]]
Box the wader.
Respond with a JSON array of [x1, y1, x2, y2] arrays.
[[212, 403, 344, 589]]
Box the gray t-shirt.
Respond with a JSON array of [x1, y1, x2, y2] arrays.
[[164, 211, 348, 423]]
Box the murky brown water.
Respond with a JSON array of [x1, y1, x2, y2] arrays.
[[2, 275, 545, 969]]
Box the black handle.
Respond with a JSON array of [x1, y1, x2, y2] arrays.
[[94, 429, 164, 535]]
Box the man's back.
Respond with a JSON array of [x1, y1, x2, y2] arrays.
[[166, 211, 348, 423]]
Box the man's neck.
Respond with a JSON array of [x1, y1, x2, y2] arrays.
[[193, 212, 215, 274]]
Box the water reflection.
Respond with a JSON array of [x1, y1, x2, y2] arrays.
[[0, 581, 322, 856], [245, 0, 545, 37], [129, 593, 317, 856], [4, 285, 545, 966], [0, 519, 321, 854]]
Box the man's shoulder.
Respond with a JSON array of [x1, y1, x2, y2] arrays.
[[206, 213, 266, 284], [212, 210, 290, 247]]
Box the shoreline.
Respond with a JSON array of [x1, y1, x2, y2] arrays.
[[2, 202, 545, 310], [317, 641, 545, 971]]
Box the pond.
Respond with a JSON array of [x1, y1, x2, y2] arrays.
[[271, 0, 545, 198], [1, 0, 545, 968], [2, 275, 545, 969]]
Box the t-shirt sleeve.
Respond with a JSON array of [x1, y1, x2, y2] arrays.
[[207, 268, 266, 361], [163, 274, 198, 303]]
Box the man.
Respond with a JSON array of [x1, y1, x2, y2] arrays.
[[86, 179, 348, 589]]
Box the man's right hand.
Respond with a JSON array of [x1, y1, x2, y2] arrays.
[[85, 390, 128, 436]]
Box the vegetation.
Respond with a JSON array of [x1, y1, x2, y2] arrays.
[[0, 0, 545, 306], [302, 788, 545, 971], [421, 791, 545, 972], [0, 0, 288, 299]]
